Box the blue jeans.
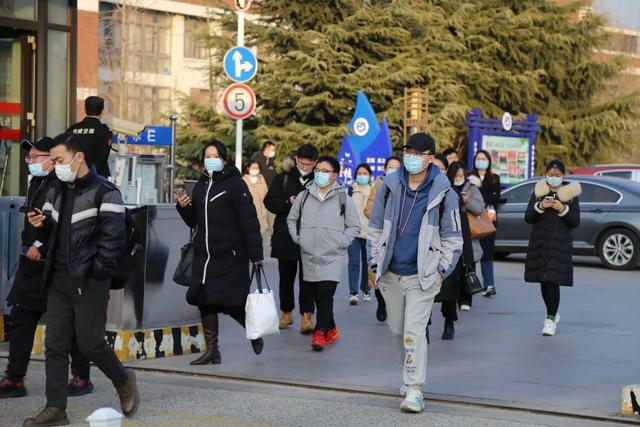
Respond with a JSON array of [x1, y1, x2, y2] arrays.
[[348, 238, 369, 295], [481, 259, 495, 289]]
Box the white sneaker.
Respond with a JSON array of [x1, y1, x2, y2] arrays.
[[542, 314, 559, 336], [362, 292, 372, 302], [349, 294, 358, 305], [400, 388, 425, 413], [460, 304, 471, 312]]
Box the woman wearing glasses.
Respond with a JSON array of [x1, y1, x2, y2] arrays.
[[287, 156, 360, 351]]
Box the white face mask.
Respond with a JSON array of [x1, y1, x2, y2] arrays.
[[454, 178, 465, 187], [268, 151, 276, 159], [55, 154, 79, 183], [249, 168, 260, 176]]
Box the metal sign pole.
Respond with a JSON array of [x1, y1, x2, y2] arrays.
[[169, 114, 177, 202], [235, 9, 245, 170]]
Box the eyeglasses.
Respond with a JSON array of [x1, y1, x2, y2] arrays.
[[404, 149, 433, 158], [24, 155, 49, 163], [297, 160, 316, 168], [314, 169, 335, 174]]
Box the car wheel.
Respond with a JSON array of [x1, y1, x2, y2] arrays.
[[598, 228, 640, 270]]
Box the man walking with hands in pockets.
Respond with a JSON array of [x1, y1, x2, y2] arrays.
[[368, 133, 462, 413]]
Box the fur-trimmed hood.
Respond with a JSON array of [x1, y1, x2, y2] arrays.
[[467, 174, 482, 188], [281, 156, 295, 173], [534, 179, 582, 202]]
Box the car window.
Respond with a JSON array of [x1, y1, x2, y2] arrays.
[[502, 182, 535, 204], [578, 183, 621, 203], [599, 171, 632, 179]]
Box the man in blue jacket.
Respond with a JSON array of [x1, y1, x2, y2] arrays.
[[368, 133, 462, 413], [23, 134, 140, 426]]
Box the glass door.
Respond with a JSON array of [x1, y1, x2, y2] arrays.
[[0, 32, 35, 196]]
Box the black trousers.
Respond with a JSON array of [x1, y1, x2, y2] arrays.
[[303, 281, 338, 331], [199, 305, 246, 328], [45, 267, 128, 409], [277, 259, 314, 314], [6, 305, 89, 380], [441, 301, 458, 322], [541, 282, 560, 316]]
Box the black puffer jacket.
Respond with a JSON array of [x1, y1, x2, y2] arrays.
[[524, 179, 581, 286], [7, 174, 58, 311], [177, 164, 263, 307], [264, 158, 314, 260], [41, 167, 126, 292]]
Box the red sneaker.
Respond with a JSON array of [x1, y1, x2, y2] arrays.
[[311, 330, 327, 351], [326, 327, 340, 344]]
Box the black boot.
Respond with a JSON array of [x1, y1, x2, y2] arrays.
[[251, 338, 264, 355], [375, 289, 387, 322], [191, 314, 221, 365], [442, 320, 455, 340]]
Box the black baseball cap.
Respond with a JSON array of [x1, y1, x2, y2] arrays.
[[21, 137, 56, 152], [404, 132, 436, 154]]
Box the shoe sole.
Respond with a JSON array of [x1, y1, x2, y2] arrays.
[[311, 344, 324, 351], [349, 301, 358, 306], [67, 384, 94, 397], [122, 370, 140, 418], [400, 402, 425, 413], [0, 390, 27, 399], [23, 417, 70, 426]]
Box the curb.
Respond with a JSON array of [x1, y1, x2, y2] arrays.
[[30, 323, 205, 362]]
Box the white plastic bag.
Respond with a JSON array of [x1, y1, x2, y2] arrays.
[[245, 265, 280, 340]]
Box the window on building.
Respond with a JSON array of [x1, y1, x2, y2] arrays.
[[128, 9, 172, 75], [126, 85, 172, 124], [184, 17, 209, 59]]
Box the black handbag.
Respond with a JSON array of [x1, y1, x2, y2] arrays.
[[463, 264, 483, 295], [173, 238, 195, 287]]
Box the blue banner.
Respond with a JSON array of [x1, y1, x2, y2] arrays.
[[338, 91, 392, 185], [112, 126, 172, 146]]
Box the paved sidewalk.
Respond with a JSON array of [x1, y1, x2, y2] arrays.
[[123, 257, 640, 420]]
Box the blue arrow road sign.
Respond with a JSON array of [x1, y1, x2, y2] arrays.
[[223, 46, 258, 83], [112, 126, 172, 146]]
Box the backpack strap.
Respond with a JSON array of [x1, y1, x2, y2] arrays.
[[94, 183, 114, 211], [383, 186, 391, 209], [296, 190, 310, 235], [347, 186, 354, 197], [339, 189, 347, 217], [282, 173, 289, 193]]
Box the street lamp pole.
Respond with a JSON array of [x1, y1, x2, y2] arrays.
[[234, 0, 251, 170]]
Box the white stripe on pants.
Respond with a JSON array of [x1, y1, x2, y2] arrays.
[[378, 272, 438, 389]]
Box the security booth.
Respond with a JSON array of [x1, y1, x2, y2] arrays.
[[0, 0, 77, 197], [466, 109, 540, 186]]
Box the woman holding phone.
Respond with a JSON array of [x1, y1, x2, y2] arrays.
[[175, 140, 265, 365], [525, 160, 581, 337]]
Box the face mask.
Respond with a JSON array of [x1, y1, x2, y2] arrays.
[[454, 178, 465, 187], [475, 159, 490, 170], [204, 158, 223, 173], [314, 172, 331, 188], [55, 154, 79, 183], [249, 169, 260, 176], [403, 154, 426, 175], [28, 163, 48, 177], [297, 166, 311, 177], [356, 175, 370, 186], [386, 167, 398, 175], [546, 175, 563, 188], [268, 151, 276, 159]]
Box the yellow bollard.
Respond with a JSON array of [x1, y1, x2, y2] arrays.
[[621, 384, 640, 416]]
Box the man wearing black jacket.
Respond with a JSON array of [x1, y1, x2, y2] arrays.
[[23, 134, 139, 426], [264, 144, 318, 334], [0, 138, 92, 399], [66, 96, 113, 178]]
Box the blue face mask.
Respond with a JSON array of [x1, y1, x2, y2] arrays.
[[356, 175, 370, 186], [403, 154, 426, 175], [546, 175, 563, 188], [28, 163, 48, 177], [204, 158, 223, 173], [475, 159, 490, 170], [386, 167, 398, 175], [314, 172, 331, 188]]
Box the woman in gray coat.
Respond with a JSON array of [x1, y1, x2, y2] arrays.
[[287, 156, 360, 351]]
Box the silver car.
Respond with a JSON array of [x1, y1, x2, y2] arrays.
[[495, 175, 640, 270]]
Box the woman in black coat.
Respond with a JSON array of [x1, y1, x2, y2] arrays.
[[525, 160, 580, 337], [263, 144, 318, 333], [471, 150, 501, 297], [176, 140, 264, 365]]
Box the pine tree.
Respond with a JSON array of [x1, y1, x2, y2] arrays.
[[176, 0, 639, 177]]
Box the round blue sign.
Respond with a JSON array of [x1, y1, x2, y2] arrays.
[[223, 46, 258, 83]]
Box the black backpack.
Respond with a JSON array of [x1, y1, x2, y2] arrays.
[[95, 183, 144, 290]]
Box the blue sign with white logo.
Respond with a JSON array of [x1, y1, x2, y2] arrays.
[[223, 46, 258, 83], [112, 126, 172, 146]]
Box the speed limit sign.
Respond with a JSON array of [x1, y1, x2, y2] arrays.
[[222, 83, 256, 120]]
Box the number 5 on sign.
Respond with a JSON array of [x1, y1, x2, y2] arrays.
[[222, 83, 256, 120]]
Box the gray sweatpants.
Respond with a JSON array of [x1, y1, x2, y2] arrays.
[[378, 272, 438, 390]]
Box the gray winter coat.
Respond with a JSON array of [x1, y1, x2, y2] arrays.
[[462, 175, 485, 262], [287, 181, 360, 283]]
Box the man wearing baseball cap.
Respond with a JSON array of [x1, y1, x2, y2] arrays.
[[368, 132, 463, 413], [1, 138, 93, 401]]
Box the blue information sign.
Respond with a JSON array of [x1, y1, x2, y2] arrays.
[[112, 126, 172, 146], [223, 46, 258, 83]]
